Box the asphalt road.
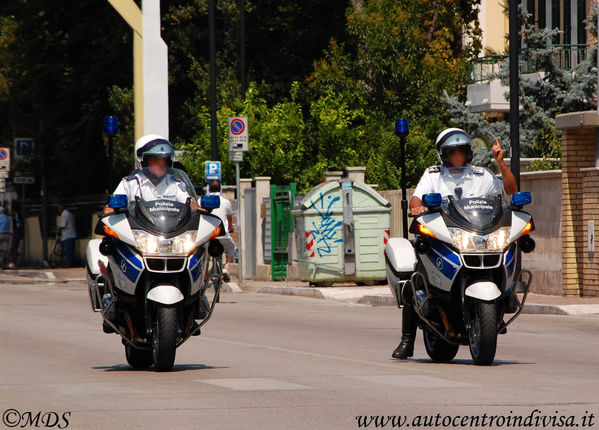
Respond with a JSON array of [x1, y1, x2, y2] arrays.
[[1, 281, 598, 430]]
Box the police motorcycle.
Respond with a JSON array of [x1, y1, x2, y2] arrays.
[[85, 168, 225, 372], [384, 189, 535, 365]]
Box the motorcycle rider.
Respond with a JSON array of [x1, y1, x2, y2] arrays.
[[104, 135, 198, 214], [392, 128, 517, 359]]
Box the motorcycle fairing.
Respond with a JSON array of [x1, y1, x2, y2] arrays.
[[421, 239, 462, 291], [110, 243, 144, 295]]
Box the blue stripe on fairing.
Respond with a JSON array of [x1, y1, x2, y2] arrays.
[[116, 243, 143, 269], [506, 246, 516, 278], [113, 247, 141, 283], [431, 240, 461, 266], [505, 244, 515, 266], [189, 247, 205, 269], [427, 250, 458, 280], [189, 247, 205, 282]]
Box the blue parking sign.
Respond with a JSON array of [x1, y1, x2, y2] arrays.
[[205, 161, 221, 181], [14, 138, 34, 159]]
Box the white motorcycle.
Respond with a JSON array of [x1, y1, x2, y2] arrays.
[[385, 190, 535, 365], [85, 168, 225, 371]]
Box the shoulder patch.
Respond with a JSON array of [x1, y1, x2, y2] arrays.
[[472, 167, 485, 175], [124, 175, 136, 181], [427, 165, 443, 173]]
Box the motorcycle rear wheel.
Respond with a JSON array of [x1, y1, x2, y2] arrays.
[[423, 328, 459, 362], [125, 344, 153, 369], [153, 306, 178, 372], [468, 301, 498, 366]]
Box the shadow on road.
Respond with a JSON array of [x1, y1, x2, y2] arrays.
[[92, 363, 228, 372], [392, 358, 536, 366]]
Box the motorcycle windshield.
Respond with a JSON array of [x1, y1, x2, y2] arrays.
[[125, 168, 198, 235], [445, 196, 505, 233]]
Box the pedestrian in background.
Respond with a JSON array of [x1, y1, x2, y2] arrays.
[[9, 207, 23, 269], [57, 204, 77, 268], [207, 180, 236, 282], [0, 207, 11, 268]]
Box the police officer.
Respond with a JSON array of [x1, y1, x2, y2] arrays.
[[104, 135, 197, 213], [392, 128, 517, 359]]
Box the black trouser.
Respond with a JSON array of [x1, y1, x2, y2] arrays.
[[402, 303, 418, 338]]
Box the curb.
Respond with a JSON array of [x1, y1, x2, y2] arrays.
[[258, 287, 599, 316], [258, 286, 326, 299]]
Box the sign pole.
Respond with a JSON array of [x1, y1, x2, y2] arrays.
[[395, 119, 409, 239], [236, 161, 243, 282]]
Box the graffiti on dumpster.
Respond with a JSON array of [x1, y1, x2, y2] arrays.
[[309, 193, 343, 258]]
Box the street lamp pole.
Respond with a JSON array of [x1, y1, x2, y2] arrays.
[[509, 0, 520, 190], [209, 0, 218, 160]]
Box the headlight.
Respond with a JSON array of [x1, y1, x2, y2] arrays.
[[133, 231, 197, 256], [486, 227, 511, 251], [448, 227, 511, 252]]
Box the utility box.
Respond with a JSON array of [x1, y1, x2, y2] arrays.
[[292, 179, 391, 285]]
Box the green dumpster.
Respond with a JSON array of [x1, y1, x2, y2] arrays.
[[292, 178, 391, 285]]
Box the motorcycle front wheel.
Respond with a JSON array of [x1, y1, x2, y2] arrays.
[[153, 306, 178, 372], [423, 328, 459, 363], [468, 301, 498, 366]]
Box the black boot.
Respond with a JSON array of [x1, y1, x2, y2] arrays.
[[392, 304, 418, 359], [392, 335, 415, 359]]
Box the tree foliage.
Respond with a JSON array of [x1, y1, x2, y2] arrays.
[[0, 0, 482, 198]]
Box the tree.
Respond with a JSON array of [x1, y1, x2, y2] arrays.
[[443, 9, 598, 171]]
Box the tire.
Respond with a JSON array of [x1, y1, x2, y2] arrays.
[[468, 301, 498, 365], [423, 328, 459, 363], [125, 344, 153, 369], [153, 306, 178, 372]]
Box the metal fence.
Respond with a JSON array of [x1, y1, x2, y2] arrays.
[[469, 44, 589, 83]]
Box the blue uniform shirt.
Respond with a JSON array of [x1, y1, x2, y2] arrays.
[[0, 213, 11, 234]]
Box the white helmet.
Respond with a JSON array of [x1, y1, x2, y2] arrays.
[[134, 134, 175, 169], [435, 128, 473, 166]]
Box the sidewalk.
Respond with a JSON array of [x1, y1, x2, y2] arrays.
[[240, 279, 599, 317], [2, 268, 599, 316]]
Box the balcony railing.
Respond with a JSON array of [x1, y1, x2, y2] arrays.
[[469, 44, 589, 83]]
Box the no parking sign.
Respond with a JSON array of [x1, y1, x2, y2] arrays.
[[0, 148, 10, 171]]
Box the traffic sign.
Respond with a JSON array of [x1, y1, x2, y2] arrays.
[[14, 176, 34, 185], [205, 161, 222, 181], [0, 148, 10, 171], [14, 138, 34, 159], [228, 117, 249, 152], [229, 151, 244, 162], [0, 171, 8, 179]]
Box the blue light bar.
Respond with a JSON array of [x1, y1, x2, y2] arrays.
[[107, 194, 128, 209], [201, 194, 221, 209], [512, 191, 532, 206], [422, 193, 442, 208], [395, 118, 409, 137], [104, 116, 119, 134]]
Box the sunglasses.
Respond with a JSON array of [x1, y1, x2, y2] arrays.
[[446, 146, 468, 155]]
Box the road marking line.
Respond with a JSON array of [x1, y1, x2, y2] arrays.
[[202, 337, 437, 374], [197, 378, 310, 391], [351, 374, 475, 388]]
